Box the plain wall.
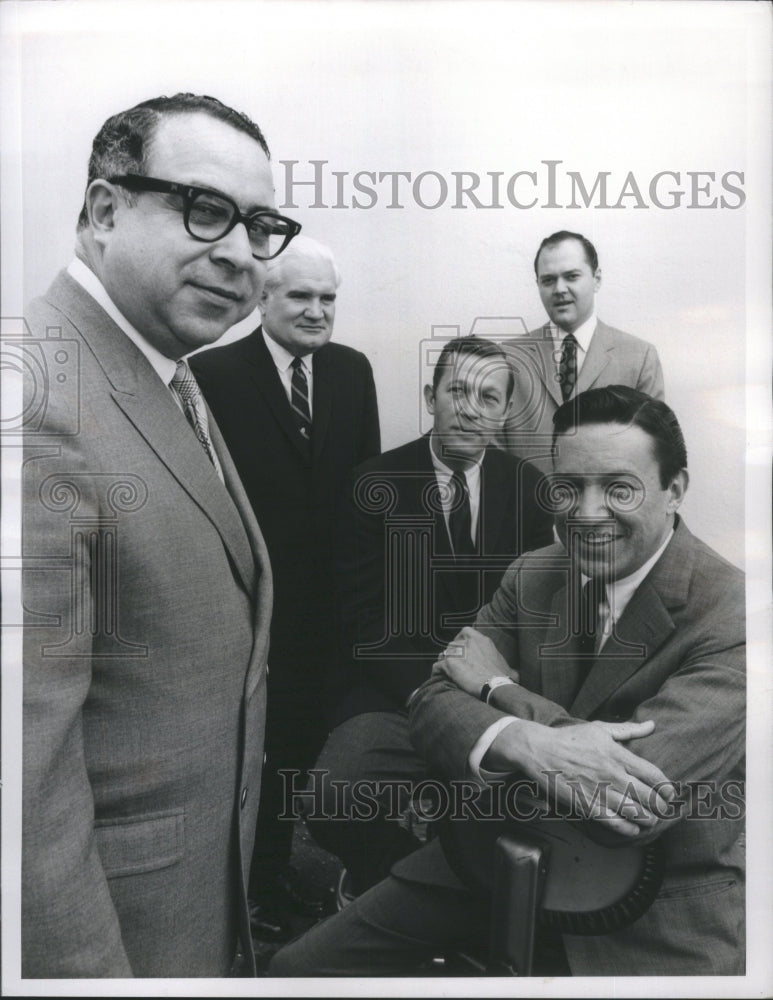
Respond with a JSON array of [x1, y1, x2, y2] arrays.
[[4, 0, 767, 572]]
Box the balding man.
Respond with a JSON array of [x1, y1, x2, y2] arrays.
[[191, 236, 380, 939]]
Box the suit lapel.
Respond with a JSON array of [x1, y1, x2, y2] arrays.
[[538, 583, 587, 709], [570, 520, 692, 718], [479, 449, 508, 556], [576, 320, 613, 393], [534, 325, 564, 406], [49, 271, 258, 597], [245, 329, 310, 461]]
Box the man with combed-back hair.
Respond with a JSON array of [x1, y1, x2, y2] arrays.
[[22, 92, 302, 977], [269, 386, 745, 977], [498, 231, 664, 471]]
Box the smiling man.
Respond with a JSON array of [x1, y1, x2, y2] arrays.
[[191, 236, 380, 940], [303, 336, 553, 900], [22, 93, 302, 977], [270, 385, 745, 978], [499, 231, 665, 471]]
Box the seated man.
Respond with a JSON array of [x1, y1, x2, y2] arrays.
[[270, 386, 745, 977], [304, 336, 553, 895]]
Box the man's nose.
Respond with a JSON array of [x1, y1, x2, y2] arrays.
[[575, 484, 609, 519], [304, 298, 324, 318], [554, 276, 568, 295], [210, 220, 256, 269]]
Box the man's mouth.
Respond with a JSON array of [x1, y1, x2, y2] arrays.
[[191, 283, 240, 302]]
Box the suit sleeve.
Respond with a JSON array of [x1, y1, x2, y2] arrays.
[[22, 413, 134, 976], [410, 553, 746, 832], [636, 343, 665, 400], [356, 353, 380, 462], [337, 466, 433, 707]]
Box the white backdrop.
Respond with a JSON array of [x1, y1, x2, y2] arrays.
[[3, 1, 769, 569], [2, 2, 771, 996]]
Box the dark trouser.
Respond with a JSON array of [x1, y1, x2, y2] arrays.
[[249, 680, 328, 897], [304, 711, 428, 895], [268, 859, 491, 976]]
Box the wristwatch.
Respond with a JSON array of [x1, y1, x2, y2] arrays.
[[479, 675, 516, 703]]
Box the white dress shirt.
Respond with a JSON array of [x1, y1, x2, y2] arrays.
[[262, 329, 314, 417], [469, 526, 676, 779]]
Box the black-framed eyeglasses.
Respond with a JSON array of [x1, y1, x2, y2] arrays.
[[108, 174, 302, 260]]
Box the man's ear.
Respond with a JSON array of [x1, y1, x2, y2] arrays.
[[667, 468, 689, 511], [86, 180, 122, 243], [593, 267, 602, 293], [423, 383, 435, 414]]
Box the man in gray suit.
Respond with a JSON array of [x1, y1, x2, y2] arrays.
[[21, 93, 302, 977], [500, 231, 665, 470], [269, 387, 745, 977]]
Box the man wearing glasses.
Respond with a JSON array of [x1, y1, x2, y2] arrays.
[[21, 93, 301, 977]]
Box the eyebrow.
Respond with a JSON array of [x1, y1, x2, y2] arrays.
[[185, 178, 277, 215]]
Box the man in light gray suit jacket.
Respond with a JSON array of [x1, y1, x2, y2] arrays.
[[21, 94, 302, 977], [499, 231, 664, 470], [269, 387, 744, 977]]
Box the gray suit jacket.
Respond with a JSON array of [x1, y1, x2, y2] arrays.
[[498, 320, 665, 470], [21, 271, 273, 977], [408, 518, 745, 975]]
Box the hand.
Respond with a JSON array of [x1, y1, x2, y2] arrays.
[[486, 718, 675, 838], [431, 627, 518, 695]]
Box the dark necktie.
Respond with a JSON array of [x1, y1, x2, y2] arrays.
[[558, 332, 579, 401], [577, 576, 606, 660], [290, 356, 312, 443], [448, 470, 474, 557], [170, 359, 223, 480]]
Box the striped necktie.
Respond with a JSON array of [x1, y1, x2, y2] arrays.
[[170, 359, 223, 480], [290, 356, 312, 444]]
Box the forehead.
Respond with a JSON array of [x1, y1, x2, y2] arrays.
[[537, 239, 591, 275], [438, 351, 510, 391], [147, 112, 274, 210], [271, 257, 338, 291], [554, 422, 659, 477]]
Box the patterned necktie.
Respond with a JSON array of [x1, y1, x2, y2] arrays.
[[170, 359, 223, 480], [558, 332, 579, 401], [290, 357, 312, 444], [448, 470, 474, 557]]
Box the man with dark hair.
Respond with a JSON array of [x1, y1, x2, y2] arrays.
[[270, 386, 745, 977], [22, 93, 302, 977], [191, 235, 380, 940], [303, 336, 553, 899], [500, 231, 665, 471]]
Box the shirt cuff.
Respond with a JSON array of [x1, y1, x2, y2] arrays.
[[468, 716, 519, 781]]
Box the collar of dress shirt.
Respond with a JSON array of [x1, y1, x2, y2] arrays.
[[262, 327, 312, 377], [67, 258, 177, 387], [583, 525, 675, 627], [549, 312, 597, 356], [428, 433, 483, 503]]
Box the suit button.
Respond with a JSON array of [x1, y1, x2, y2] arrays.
[[240, 787, 248, 808]]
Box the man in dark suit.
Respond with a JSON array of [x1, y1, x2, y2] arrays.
[[500, 231, 665, 470], [269, 387, 745, 977], [21, 93, 303, 976], [304, 336, 553, 896], [191, 237, 380, 937]]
